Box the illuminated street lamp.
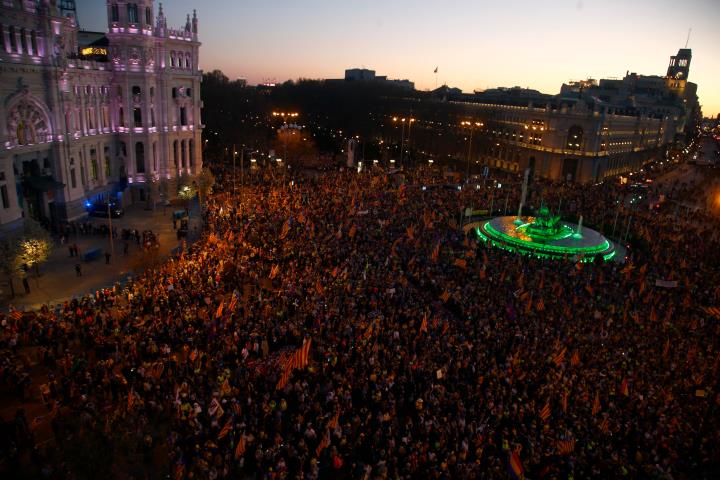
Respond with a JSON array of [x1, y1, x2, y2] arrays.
[[392, 116, 415, 166], [461, 121, 483, 183]]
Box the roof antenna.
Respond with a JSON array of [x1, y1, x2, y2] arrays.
[[685, 28, 691, 48]]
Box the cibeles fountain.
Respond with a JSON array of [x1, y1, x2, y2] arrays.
[[475, 204, 618, 262]]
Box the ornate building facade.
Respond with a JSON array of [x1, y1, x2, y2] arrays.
[[0, 0, 203, 232]]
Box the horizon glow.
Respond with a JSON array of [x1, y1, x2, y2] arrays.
[[76, 0, 720, 117]]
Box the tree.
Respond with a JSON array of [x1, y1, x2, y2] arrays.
[[273, 125, 318, 167], [196, 168, 215, 205], [16, 217, 52, 278]]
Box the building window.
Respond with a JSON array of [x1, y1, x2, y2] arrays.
[[1, 184, 9, 209], [173, 140, 178, 168], [0, 25, 5, 52], [150, 108, 155, 127], [185, 55, 190, 69], [111, 4, 119, 22], [30, 31, 37, 55], [189, 140, 194, 167], [146, 7, 152, 25], [127, 4, 138, 24], [70, 168, 77, 189], [566, 125, 583, 150], [119, 107, 125, 127], [172, 87, 177, 98], [104, 146, 111, 178], [180, 107, 187, 126], [20, 28, 27, 53], [118, 142, 127, 157], [9, 26, 16, 52], [133, 107, 142, 127], [170, 52, 175, 67], [135, 142, 145, 173]]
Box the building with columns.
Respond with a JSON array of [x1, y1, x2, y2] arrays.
[[0, 0, 203, 233]]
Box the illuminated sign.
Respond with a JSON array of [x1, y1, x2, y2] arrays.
[[81, 47, 108, 56]]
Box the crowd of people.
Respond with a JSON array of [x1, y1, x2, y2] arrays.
[[1, 162, 719, 479]]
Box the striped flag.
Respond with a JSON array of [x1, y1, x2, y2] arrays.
[[599, 416, 610, 434], [561, 390, 569, 413], [279, 219, 291, 239], [508, 450, 525, 480], [10, 309, 23, 321], [228, 290, 239, 312], [406, 225, 415, 240], [556, 434, 575, 455], [215, 302, 224, 319], [234, 434, 246, 458], [570, 350, 580, 366], [454, 258, 467, 270], [620, 378, 629, 397], [127, 388, 136, 411], [218, 418, 233, 440], [348, 224, 357, 239], [315, 428, 331, 456], [552, 347, 567, 366], [419, 313, 428, 334], [539, 401, 551, 422], [440, 290, 450, 302], [269, 264, 280, 280], [592, 391, 601, 415]]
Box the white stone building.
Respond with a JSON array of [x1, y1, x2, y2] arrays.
[[0, 0, 203, 233]]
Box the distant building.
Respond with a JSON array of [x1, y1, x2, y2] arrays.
[[343, 68, 414, 90], [450, 48, 700, 183], [0, 0, 203, 233]]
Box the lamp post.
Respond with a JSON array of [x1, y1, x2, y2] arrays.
[[392, 116, 415, 167], [461, 121, 483, 183]]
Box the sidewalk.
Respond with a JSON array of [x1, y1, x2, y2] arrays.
[[1, 200, 202, 311]]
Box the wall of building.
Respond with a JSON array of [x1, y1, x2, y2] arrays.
[[0, 0, 203, 232]]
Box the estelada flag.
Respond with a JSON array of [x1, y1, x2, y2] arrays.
[[508, 450, 525, 480]]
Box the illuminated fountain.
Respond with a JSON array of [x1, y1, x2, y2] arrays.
[[475, 204, 616, 262]]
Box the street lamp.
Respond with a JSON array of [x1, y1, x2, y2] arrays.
[[461, 121, 483, 183], [392, 116, 415, 167]]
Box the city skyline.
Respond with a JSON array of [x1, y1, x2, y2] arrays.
[[77, 0, 719, 117]]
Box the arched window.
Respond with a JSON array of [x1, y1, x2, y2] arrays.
[[567, 125, 583, 150], [135, 142, 145, 173], [127, 3, 138, 24]]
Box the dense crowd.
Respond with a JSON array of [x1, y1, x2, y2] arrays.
[[1, 164, 719, 479]]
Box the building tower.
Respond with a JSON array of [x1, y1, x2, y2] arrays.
[[666, 48, 691, 80]]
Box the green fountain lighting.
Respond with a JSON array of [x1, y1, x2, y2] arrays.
[[475, 205, 616, 262]]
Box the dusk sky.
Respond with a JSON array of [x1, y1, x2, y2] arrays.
[[77, 0, 720, 117]]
